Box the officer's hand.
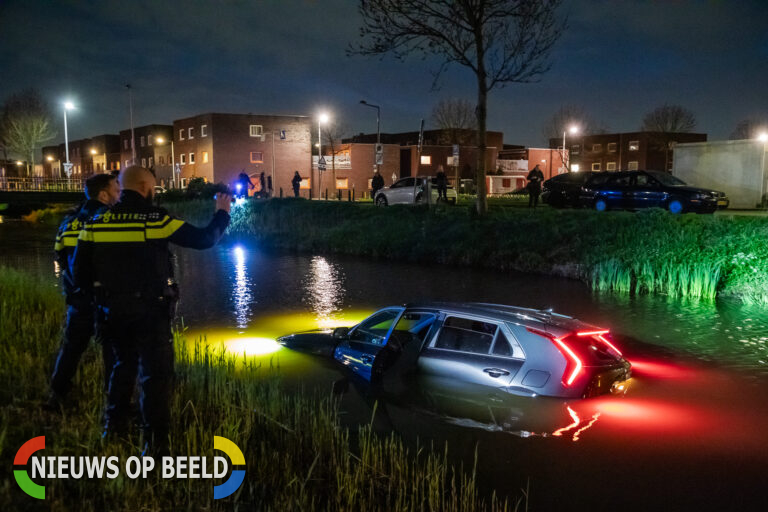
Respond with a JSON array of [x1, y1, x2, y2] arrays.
[[216, 193, 232, 214]]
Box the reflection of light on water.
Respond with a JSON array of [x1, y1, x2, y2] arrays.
[[223, 336, 281, 356], [303, 256, 345, 328], [53, 260, 61, 278], [552, 406, 600, 441], [232, 245, 253, 328]]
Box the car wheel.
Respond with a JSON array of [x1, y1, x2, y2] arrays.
[[376, 195, 388, 206], [594, 198, 608, 212], [667, 198, 684, 214]]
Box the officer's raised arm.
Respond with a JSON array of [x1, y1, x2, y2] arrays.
[[161, 192, 231, 249]]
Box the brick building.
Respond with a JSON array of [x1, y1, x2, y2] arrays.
[[119, 124, 173, 179], [494, 147, 568, 195], [172, 113, 312, 195], [42, 134, 121, 178], [548, 131, 707, 173]]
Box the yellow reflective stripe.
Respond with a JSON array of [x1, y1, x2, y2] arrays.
[[146, 219, 184, 239], [54, 242, 64, 251], [54, 237, 78, 248], [79, 229, 95, 241], [90, 230, 146, 242], [146, 215, 172, 226]]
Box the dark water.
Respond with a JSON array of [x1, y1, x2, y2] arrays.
[[2, 220, 767, 511]]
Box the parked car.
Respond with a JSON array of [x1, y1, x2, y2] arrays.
[[375, 176, 457, 206], [542, 171, 595, 208], [278, 303, 631, 399], [580, 170, 729, 213]]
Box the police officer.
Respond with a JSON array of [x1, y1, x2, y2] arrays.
[[48, 173, 120, 409], [73, 166, 231, 455], [527, 164, 545, 208], [291, 171, 302, 197], [435, 166, 448, 202], [371, 170, 384, 201]]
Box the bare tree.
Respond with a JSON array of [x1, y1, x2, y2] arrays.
[[0, 89, 56, 176], [729, 118, 768, 140], [431, 98, 475, 145], [352, 0, 565, 215], [641, 104, 697, 171], [322, 121, 349, 196]]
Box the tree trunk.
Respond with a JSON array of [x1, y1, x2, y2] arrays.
[[475, 71, 488, 215]]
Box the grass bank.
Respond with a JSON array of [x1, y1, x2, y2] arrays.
[[165, 198, 768, 304], [0, 267, 519, 511]]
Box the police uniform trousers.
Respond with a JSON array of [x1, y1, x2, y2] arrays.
[[101, 298, 174, 441]]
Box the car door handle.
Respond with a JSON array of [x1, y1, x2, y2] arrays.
[[483, 368, 510, 378]]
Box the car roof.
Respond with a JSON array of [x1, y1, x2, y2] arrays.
[[400, 301, 601, 335]]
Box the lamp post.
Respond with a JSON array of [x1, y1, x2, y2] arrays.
[[318, 112, 329, 196], [563, 124, 579, 172], [63, 101, 75, 181], [360, 100, 381, 177]]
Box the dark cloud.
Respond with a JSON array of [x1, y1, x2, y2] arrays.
[[2, 0, 766, 149]]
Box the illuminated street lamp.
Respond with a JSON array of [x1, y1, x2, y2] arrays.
[[360, 100, 381, 174], [563, 124, 579, 172], [317, 112, 330, 192], [155, 136, 177, 186], [757, 132, 768, 143], [90, 148, 97, 155], [62, 101, 75, 179]]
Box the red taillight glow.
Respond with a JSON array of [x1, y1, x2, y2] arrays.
[[596, 334, 622, 356], [577, 329, 623, 357], [527, 327, 584, 387], [576, 330, 609, 336]]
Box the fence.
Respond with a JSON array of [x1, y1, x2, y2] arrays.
[[0, 177, 85, 192]]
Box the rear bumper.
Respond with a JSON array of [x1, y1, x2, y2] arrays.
[[583, 361, 632, 398]]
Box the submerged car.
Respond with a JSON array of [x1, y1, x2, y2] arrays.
[[375, 176, 457, 206], [278, 303, 631, 399], [580, 170, 729, 213]]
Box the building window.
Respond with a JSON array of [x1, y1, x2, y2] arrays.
[[592, 162, 601, 171], [140, 136, 145, 147], [249, 125, 263, 137], [201, 124, 208, 137], [592, 143, 602, 152], [188, 127, 194, 139], [123, 139, 129, 150], [125, 159, 130, 168], [148, 157, 154, 168], [571, 144, 580, 155], [420, 155, 431, 165], [141, 157, 147, 167], [250, 151, 263, 163], [628, 161, 639, 170], [606, 161, 616, 171], [607, 142, 617, 152], [629, 140, 639, 151], [571, 164, 580, 172], [336, 178, 349, 189], [202, 151, 209, 163], [180, 153, 186, 165], [148, 135, 153, 146], [116, 162, 121, 170], [159, 156, 164, 165], [179, 129, 185, 141], [189, 152, 195, 164], [300, 178, 311, 189]]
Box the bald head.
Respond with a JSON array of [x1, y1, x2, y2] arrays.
[[119, 166, 156, 199]]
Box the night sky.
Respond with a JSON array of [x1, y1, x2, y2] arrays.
[[2, 0, 767, 149]]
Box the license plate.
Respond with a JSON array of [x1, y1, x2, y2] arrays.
[[717, 200, 727, 205]]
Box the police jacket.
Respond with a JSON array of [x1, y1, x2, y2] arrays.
[[73, 190, 230, 303], [54, 199, 108, 296]]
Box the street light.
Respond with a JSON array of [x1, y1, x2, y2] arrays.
[[758, 132, 768, 143], [360, 100, 382, 175], [563, 124, 579, 172], [317, 112, 330, 194], [62, 101, 75, 179]]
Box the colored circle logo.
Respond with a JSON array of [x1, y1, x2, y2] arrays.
[[213, 436, 246, 499], [14, 436, 46, 499]]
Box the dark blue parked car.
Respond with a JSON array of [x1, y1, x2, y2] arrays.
[[580, 170, 728, 213]]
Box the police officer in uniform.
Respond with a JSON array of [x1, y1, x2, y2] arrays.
[[73, 166, 231, 454], [48, 173, 121, 409]]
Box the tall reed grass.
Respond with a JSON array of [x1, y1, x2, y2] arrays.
[[0, 267, 520, 511]]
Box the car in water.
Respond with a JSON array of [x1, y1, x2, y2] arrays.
[[375, 176, 457, 206], [278, 303, 632, 399], [541, 171, 595, 208], [580, 170, 729, 213]]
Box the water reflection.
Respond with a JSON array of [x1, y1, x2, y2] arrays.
[[303, 256, 346, 328], [232, 245, 253, 328]]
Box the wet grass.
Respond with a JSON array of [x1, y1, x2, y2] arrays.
[[0, 267, 520, 511], [164, 198, 768, 304]]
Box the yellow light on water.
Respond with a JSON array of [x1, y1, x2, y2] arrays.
[[223, 336, 282, 356]]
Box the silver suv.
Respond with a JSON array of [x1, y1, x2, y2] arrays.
[[375, 176, 457, 206]]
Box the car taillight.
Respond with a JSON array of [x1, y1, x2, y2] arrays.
[[576, 330, 622, 357], [527, 327, 584, 387]]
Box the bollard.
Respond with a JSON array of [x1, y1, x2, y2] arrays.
[[352, 188, 355, 202], [280, 187, 283, 198], [347, 189, 351, 202]]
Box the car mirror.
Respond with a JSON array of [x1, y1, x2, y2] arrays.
[[332, 327, 350, 339]]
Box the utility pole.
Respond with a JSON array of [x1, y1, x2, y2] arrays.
[[126, 84, 136, 165]]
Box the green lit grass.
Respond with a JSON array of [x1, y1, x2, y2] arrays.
[[0, 267, 521, 511], [172, 198, 768, 304]]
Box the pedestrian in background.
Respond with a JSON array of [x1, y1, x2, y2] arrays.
[[73, 166, 231, 456], [371, 170, 384, 201], [292, 171, 302, 197], [435, 165, 448, 202], [526, 164, 545, 208], [47, 173, 121, 410], [259, 172, 266, 199], [267, 175, 273, 198]]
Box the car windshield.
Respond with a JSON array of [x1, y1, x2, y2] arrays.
[[648, 171, 686, 187], [349, 309, 401, 345]]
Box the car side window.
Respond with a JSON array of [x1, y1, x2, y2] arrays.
[[388, 312, 436, 348], [433, 316, 498, 355], [349, 309, 400, 345], [608, 174, 631, 186], [391, 179, 406, 189], [635, 173, 656, 187], [491, 330, 512, 356]]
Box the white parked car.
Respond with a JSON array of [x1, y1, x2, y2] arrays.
[[375, 176, 457, 206]]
